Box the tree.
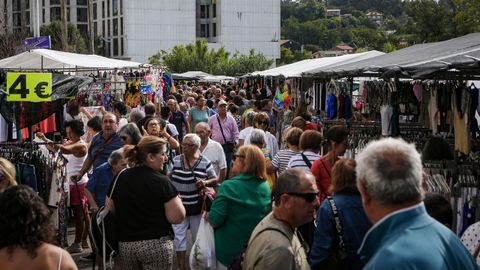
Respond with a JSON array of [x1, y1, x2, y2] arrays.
[[149, 40, 273, 76], [405, 0, 450, 42], [40, 21, 88, 53], [277, 47, 313, 66], [0, 32, 30, 59], [452, 0, 480, 35]]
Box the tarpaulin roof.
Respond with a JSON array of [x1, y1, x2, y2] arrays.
[[248, 51, 384, 78], [0, 49, 142, 70], [305, 32, 480, 79], [172, 71, 236, 82]]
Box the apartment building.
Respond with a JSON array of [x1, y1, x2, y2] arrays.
[[0, 0, 280, 62]]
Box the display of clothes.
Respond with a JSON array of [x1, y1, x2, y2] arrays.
[[453, 168, 479, 236], [0, 141, 69, 247]]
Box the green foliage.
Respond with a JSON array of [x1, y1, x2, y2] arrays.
[[149, 40, 273, 76], [277, 47, 312, 66], [0, 31, 31, 59], [40, 21, 87, 53], [350, 28, 387, 50], [452, 0, 480, 35]]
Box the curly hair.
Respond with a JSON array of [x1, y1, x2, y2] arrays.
[[0, 185, 55, 258], [65, 119, 85, 137]]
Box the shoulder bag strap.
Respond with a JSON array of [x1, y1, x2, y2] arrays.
[[320, 158, 332, 178], [216, 115, 228, 144], [326, 196, 346, 253], [109, 168, 127, 198], [301, 152, 312, 169], [92, 134, 116, 166]]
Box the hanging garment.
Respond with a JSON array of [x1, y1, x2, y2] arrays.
[[380, 105, 393, 136], [0, 114, 8, 142], [428, 88, 439, 134], [326, 93, 337, 119], [413, 83, 423, 102], [452, 88, 471, 155], [343, 94, 352, 119]]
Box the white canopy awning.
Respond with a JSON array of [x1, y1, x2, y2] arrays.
[[0, 49, 142, 70], [249, 51, 385, 78]]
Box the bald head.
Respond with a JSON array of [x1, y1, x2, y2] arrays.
[[195, 122, 211, 144]]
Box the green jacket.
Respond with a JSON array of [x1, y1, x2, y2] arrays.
[[208, 173, 271, 266]]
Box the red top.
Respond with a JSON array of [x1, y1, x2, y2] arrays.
[[311, 156, 335, 201]]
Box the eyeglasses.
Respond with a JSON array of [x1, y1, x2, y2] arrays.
[[120, 136, 128, 141], [285, 191, 319, 203], [233, 153, 245, 161], [148, 122, 159, 126]]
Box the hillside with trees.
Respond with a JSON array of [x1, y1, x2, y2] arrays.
[[279, 0, 480, 64]]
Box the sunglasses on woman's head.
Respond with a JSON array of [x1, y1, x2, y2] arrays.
[[285, 191, 319, 203], [233, 153, 245, 161]]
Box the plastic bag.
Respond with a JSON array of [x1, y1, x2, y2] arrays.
[[189, 218, 217, 270]]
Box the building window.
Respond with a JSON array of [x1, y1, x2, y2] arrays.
[[102, 20, 105, 36], [120, 0, 122, 15], [200, 5, 209, 19], [93, 3, 97, 19], [13, 13, 21, 27], [25, 0, 30, 9], [107, 0, 110, 17], [112, 0, 117, 16], [212, 23, 216, 37], [77, 24, 88, 35], [50, 0, 60, 5], [67, 7, 70, 21], [102, 1, 105, 17], [113, 37, 118, 56], [121, 37, 124, 55], [107, 19, 110, 36], [12, 0, 21, 11], [212, 4, 216, 18], [113, 18, 118, 36], [50, 7, 61, 21], [120, 17, 123, 35], [42, 9, 46, 23], [200, 23, 209, 38], [77, 7, 87, 22], [25, 11, 30, 25], [77, 0, 87, 5], [94, 21, 97, 36]]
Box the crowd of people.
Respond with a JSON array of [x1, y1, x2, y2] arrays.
[[0, 82, 480, 270]]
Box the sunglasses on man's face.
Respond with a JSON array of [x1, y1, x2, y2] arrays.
[[285, 191, 319, 203]]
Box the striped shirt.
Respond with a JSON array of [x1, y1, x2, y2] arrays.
[[272, 149, 300, 175], [287, 151, 321, 171], [170, 154, 216, 215]]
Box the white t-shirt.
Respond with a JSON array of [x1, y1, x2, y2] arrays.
[[201, 139, 227, 178], [239, 126, 254, 142]]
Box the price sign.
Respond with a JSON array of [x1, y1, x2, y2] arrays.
[[6, 72, 52, 102]]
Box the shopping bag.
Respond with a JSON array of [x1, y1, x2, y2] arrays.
[[189, 218, 217, 270]]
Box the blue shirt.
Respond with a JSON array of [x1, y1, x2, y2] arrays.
[[86, 162, 114, 207], [309, 192, 372, 270], [359, 203, 478, 270], [88, 131, 123, 170]]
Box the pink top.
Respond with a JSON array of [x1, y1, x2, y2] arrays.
[[208, 114, 239, 145]]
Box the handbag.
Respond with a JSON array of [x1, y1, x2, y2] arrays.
[[217, 116, 235, 152]]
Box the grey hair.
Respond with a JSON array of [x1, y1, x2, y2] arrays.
[[195, 122, 210, 132], [108, 148, 124, 166], [184, 133, 201, 148], [274, 169, 314, 206], [129, 108, 145, 123], [355, 138, 424, 205], [239, 90, 246, 97], [249, 128, 265, 146], [119, 123, 142, 145], [246, 111, 257, 126]]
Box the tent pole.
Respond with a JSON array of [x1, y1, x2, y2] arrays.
[[41, 56, 44, 71]]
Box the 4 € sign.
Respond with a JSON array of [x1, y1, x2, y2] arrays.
[[6, 72, 52, 102]]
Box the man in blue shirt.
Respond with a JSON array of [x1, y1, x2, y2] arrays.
[[86, 148, 127, 212], [71, 113, 123, 182], [355, 138, 477, 270]]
